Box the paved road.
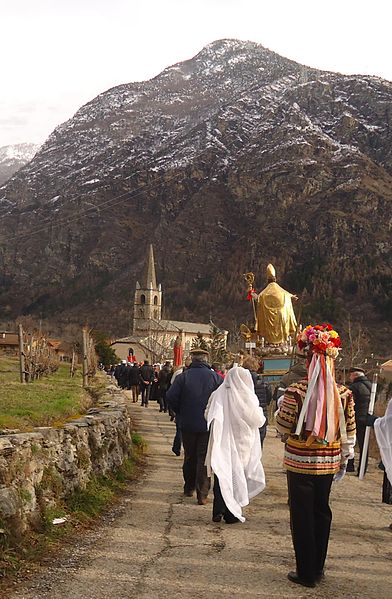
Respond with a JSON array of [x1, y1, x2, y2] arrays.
[[9, 396, 392, 598]]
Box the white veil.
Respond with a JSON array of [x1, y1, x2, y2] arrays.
[[374, 398, 392, 487], [205, 366, 266, 522]]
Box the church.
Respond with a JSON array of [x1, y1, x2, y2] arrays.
[[111, 245, 227, 363]]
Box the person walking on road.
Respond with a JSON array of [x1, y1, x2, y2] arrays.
[[158, 361, 173, 413], [205, 366, 266, 524], [276, 324, 356, 588], [170, 356, 192, 456], [242, 356, 272, 448], [346, 367, 372, 474], [166, 348, 222, 505], [139, 360, 154, 407], [366, 397, 392, 520], [127, 362, 140, 403]]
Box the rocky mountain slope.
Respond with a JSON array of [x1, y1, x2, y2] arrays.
[[0, 143, 40, 185], [0, 40, 391, 343]]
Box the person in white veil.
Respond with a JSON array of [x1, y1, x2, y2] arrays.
[[204, 366, 266, 523], [367, 397, 392, 521]]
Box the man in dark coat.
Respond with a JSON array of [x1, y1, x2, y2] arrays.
[[166, 349, 222, 505], [118, 360, 129, 389], [158, 361, 173, 412], [242, 356, 272, 448], [114, 363, 122, 385], [346, 367, 372, 473], [139, 360, 154, 407], [127, 363, 140, 403]]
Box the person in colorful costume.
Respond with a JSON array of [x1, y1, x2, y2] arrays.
[[276, 323, 356, 588]]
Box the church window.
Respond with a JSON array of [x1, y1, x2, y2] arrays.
[[139, 308, 145, 317], [154, 295, 158, 305], [141, 294, 146, 305]]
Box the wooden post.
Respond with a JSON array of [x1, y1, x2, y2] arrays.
[[24, 333, 31, 383], [358, 373, 378, 480], [82, 327, 89, 388], [70, 349, 76, 378], [18, 323, 26, 384]]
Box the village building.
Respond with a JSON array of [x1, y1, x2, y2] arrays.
[[0, 331, 19, 355], [47, 339, 74, 362], [111, 245, 227, 363]]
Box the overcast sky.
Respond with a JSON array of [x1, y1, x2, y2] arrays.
[[1, 0, 391, 146]]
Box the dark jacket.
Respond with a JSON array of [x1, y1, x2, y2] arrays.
[[158, 367, 172, 392], [139, 364, 154, 387], [127, 365, 140, 386], [249, 371, 272, 422], [118, 364, 129, 388], [166, 361, 222, 433], [349, 376, 372, 423]]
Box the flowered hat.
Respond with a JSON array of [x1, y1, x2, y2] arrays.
[[297, 323, 341, 359], [295, 323, 345, 445]]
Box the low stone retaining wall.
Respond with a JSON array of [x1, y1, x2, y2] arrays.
[[0, 384, 133, 539]]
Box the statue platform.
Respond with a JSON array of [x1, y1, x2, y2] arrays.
[[261, 356, 291, 383]]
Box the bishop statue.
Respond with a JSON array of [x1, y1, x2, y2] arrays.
[[252, 264, 297, 345]]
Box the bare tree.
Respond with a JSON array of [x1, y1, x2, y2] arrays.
[[145, 320, 175, 363], [24, 331, 59, 381], [341, 316, 370, 369]]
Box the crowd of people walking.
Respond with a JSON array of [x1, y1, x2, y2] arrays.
[[107, 324, 391, 590]]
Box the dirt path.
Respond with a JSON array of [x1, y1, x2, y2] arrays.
[[9, 396, 392, 599]]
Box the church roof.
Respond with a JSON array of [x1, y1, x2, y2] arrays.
[[160, 319, 217, 335], [112, 335, 148, 344]]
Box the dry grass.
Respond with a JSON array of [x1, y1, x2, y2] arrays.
[[0, 356, 90, 430]]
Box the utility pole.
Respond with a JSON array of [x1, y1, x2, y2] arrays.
[[18, 323, 26, 384], [82, 327, 89, 388]]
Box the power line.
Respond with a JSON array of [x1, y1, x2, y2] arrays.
[[0, 142, 225, 244]]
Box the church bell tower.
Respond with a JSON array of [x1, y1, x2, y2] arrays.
[[133, 244, 162, 333]]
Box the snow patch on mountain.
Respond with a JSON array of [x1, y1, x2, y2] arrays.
[[0, 142, 41, 185]]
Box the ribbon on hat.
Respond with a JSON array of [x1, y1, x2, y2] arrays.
[[295, 353, 347, 445]]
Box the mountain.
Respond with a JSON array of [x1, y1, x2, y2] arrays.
[[0, 39, 391, 345], [0, 143, 40, 185]]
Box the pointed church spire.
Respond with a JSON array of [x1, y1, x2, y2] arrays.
[[143, 244, 157, 289]]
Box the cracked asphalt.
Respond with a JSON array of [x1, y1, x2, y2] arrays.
[[8, 395, 392, 598]]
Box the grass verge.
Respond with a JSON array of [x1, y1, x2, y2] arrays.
[[0, 358, 91, 430]]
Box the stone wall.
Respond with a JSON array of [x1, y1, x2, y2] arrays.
[[0, 384, 133, 539]]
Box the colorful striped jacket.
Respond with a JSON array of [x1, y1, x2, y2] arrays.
[[276, 379, 356, 475]]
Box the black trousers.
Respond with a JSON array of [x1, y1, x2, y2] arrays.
[[347, 420, 367, 473], [259, 422, 267, 448], [140, 383, 151, 406], [181, 431, 210, 500], [287, 471, 334, 583], [159, 390, 168, 412], [213, 475, 239, 523]]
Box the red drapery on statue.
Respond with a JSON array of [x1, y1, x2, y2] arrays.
[[173, 335, 183, 366]]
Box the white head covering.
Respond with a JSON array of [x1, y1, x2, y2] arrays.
[[204, 366, 266, 522], [374, 398, 392, 486]]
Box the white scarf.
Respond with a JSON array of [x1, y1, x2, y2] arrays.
[[205, 367, 266, 522], [374, 398, 392, 487]]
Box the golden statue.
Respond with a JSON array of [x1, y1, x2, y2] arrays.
[[253, 264, 297, 345]]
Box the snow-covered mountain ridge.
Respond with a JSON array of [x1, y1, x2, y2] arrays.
[[0, 39, 391, 343], [0, 143, 40, 185]]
